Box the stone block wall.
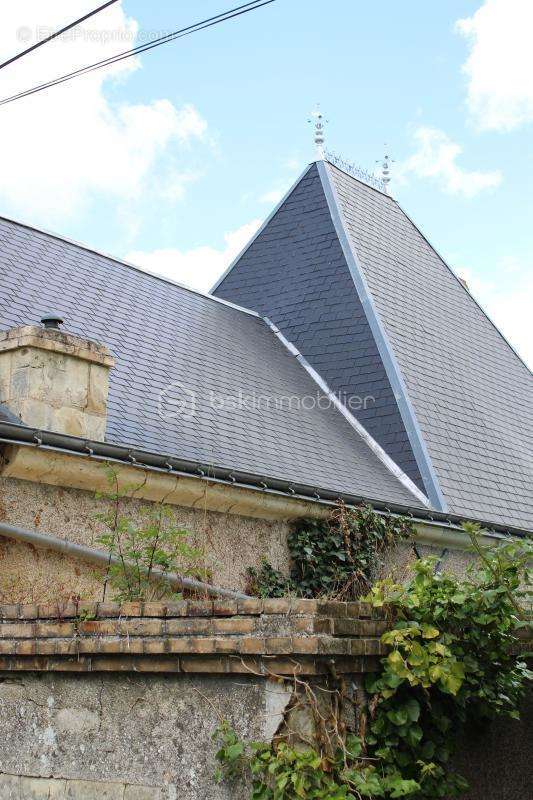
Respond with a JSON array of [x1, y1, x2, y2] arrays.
[[0, 600, 530, 799], [0, 672, 266, 800], [0, 325, 114, 440], [0, 599, 384, 799]]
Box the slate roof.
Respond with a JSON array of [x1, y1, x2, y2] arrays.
[[0, 215, 423, 510], [214, 160, 533, 531], [326, 163, 533, 529], [212, 164, 424, 490]]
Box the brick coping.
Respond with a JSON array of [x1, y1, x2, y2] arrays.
[[0, 598, 386, 675], [0, 599, 378, 620], [0, 600, 527, 675]]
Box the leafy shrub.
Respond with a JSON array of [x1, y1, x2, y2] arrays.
[[215, 525, 532, 798], [362, 525, 532, 797], [95, 464, 207, 601]]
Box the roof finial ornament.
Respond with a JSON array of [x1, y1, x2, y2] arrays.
[[308, 104, 327, 160], [376, 146, 395, 194]]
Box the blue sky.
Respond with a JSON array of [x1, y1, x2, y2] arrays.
[[0, 1, 531, 365]]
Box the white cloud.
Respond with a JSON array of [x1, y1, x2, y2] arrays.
[[400, 127, 502, 197], [456, 0, 533, 131], [0, 2, 207, 222], [459, 258, 533, 368], [259, 188, 285, 204], [125, 219, 262, 293], [285, 157, 301, 171]]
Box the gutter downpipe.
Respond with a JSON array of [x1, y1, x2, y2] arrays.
[[0, 521, 251, 602]]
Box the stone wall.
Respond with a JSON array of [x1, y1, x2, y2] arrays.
[[0, 599, 383, 799], [0, 324, 114, 441], [0, 474, 478, 605], [1, 673, 531, 800], [0, 476, 290, 601], [0, 672, 266, 800], [0, 601, 530, 800]]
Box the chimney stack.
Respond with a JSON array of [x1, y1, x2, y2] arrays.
[[0, 317, 114, 440]]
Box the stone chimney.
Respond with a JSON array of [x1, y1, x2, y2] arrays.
[[0, 315, 114, 440]]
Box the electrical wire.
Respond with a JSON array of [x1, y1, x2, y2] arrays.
[[0, 0, 276, 108], [0, 0, 120, 72]]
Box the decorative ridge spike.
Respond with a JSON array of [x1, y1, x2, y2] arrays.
[[376, 147, 395, 194], [326, 151, 385, 193], [308, 104, 327, 159]]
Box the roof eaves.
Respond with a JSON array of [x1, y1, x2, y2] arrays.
[[316, 160, 448, 512], [210, 163, 314, 293], [263, 317, 432, 509], [0, 421, 529, 538]]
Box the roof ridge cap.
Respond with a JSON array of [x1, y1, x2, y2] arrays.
[[324, 158, 393, 200], [316, 161, 448, 511], [0, 213, 260, 319]]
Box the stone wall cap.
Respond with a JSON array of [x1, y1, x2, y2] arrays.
[[0, 325, 115, 367]]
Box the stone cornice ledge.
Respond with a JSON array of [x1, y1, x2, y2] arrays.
[[0, 325, 114, 367], [0, 444, 511, 549]]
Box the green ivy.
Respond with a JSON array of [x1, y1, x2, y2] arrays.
[[247, 558, 292, 598], [362, 524, 532, 797], [247, 504, 412, 599], [215, 524, 532, 799], [214, 723, 423, 799]]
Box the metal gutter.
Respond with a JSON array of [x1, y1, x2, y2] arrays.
[[0, 520, 250, 601], [317, 160, 448, 512], [0, 421, 529, 539]]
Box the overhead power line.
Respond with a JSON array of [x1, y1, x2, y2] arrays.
[[0, 0, 120, 72], [0, 0, 276, 108]]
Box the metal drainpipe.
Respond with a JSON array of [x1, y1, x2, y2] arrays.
[[0, 521, 251, 601]]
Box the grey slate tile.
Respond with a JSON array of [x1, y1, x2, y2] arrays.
[[0, 215, 421, 511], [326, 162, 533, 531], [214, 164, 424, 490]]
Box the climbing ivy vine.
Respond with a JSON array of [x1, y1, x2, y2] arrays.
[[215, 523, 532, 799], [247, 503, 412, 599]]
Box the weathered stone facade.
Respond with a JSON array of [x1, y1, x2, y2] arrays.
[[0, 600, 530, 799], [0, 599, 382, 799], [0, 475, 290, 601], [0, 672, 266, 799], [0, 326, 114, 440]]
